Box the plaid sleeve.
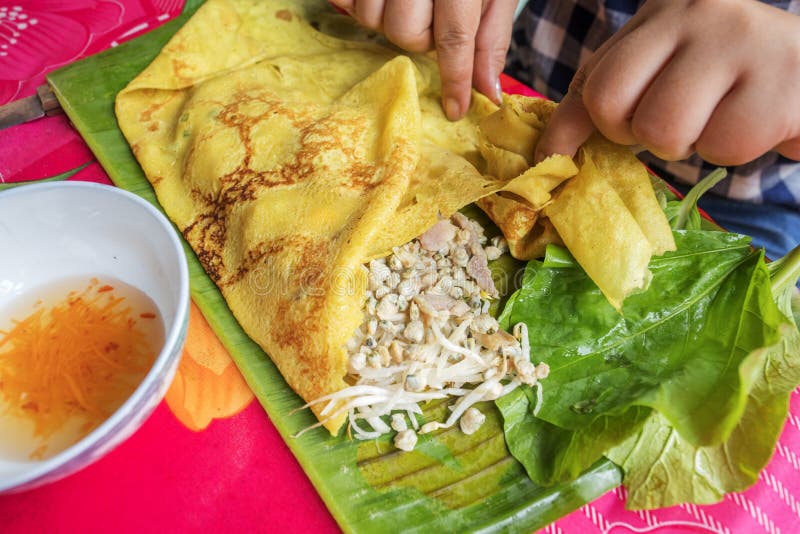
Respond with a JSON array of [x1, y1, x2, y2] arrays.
[[507, 0, 644, 101], [506, 0, 800, 209]]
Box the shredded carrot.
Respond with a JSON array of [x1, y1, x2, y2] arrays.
[[0, 279, 162, 457]]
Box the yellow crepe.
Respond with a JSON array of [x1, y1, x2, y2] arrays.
[[478, 97, 676, 309], [116, 0, 578, 432], [544, 138, 675, 310], [116, 0, 672, 432]]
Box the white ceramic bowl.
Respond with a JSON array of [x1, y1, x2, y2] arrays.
[[0, 182, 189, 493]]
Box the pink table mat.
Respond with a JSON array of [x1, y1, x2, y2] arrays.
[[1, 2, 799, 532]]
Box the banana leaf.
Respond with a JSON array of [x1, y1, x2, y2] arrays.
[[45, 4, 622, 531]]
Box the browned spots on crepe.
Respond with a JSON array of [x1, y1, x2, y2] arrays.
[[136, 91, 182, 126], [272, 295, 323, 352], [183, 94, 381, 200], [240, 235, 330, 297], [299, 112, 381, 190], [183, 211, 228, 284], [347, 161, 379, 190], [275, 9, 292, 21], [171, 58, 194, 83], [259, 237, 333, 397], [139, 105, 159, 123], [229, 236, 290, 287]]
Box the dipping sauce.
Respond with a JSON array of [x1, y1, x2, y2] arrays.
[[0, 277, 164, 461]]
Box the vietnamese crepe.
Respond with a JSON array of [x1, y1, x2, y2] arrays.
[[115, 0, 673, 433]]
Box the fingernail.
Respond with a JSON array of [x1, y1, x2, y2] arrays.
[[444, 98, 461, 121], [494, 78, 503, 105]]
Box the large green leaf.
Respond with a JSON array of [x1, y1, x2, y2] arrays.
[[498, 230, 791, 484], [44, 3, 622, 530], [497, 385, 650, 485], [607, 315, 800, 509]]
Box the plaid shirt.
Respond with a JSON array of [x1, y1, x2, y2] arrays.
[[506, 0, 800, 209]]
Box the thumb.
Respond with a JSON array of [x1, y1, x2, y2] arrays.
[[535, 67, 595, 163]]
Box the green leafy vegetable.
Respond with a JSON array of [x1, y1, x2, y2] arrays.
[[541, 244, 577, 269], [665, 168, 728, 230], [497, 385, 649, 484], [606, 249, 800, 508], [769, 244, 800, 311], [501, 229, 782, 446], [497, 170, 800, 509]]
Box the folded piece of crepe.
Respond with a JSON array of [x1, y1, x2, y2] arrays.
[[116, 0, 673, 432]]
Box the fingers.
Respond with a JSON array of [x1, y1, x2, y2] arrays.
[[581, 26, 677, 147], [336, 0, 512, 121], [629, 45, 738, 161], [383, 0, 434, 52], [434, 0, 483, 120], [538, 0, 800, 170], [472, 0, 517, 104], [697, 81, 794, 166], [534, 14, 647, 160], [353, 0, 385, 30]]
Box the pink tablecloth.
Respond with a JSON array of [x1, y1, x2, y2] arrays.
[[1, 2, 799, 532]]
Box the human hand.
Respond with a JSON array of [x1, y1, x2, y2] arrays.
[[536, 0, 800, 166], [329, 1, 518, 120]]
